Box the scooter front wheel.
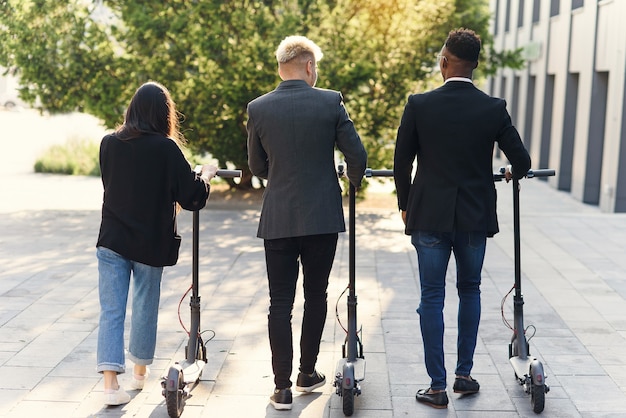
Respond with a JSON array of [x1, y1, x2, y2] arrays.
[[529, 361, 546, 413], [342, 386, 354, 416], [531, 383, 545, 413], [341, 363, 355, 416], [165, 365, 185, 417]]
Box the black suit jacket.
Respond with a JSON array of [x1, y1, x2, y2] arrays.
[[393, 80, 531, 237]]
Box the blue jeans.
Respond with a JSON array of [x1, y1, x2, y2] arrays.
[[411, 230, 486, 390], [264, 233, 338, 389], [96, 246, 163, 374]]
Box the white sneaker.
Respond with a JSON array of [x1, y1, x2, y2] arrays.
[[130, 367, 150, 390], [104, 386, 131, 406]]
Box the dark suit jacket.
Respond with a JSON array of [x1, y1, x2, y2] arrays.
[[393, 80, 531, 237], [247, 79, 367, 240]]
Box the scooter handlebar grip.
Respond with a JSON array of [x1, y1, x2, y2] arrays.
[[526, 169, 555, 178], [216, 169, 242, 178], [366, 169, 394, 178]]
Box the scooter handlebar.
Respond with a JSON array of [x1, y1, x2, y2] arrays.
[[194, 166, 242, 179], [337, 164, 393, 178], [493, 168, 556, 181]]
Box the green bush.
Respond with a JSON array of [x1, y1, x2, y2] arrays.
[[34, 137, 100, 176]]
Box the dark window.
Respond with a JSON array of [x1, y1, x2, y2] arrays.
[[539, 75, 555, 170], [523, 76, 536, 150], [518, 0, 526, 27], [511, 76, 521, 125], [572, 0, 584, 9], [550, 0, 560, 16], [533, 0, 541, 23], [505, 0, 511, 32], [559, 73, 579, 191], [584, 72, 609, 204], [494, 0, 500, 34]]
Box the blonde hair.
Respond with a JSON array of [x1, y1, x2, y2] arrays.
[[275, 35, 323, 64]]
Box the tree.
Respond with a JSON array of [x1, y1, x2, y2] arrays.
[[0, 0, 509, 188]]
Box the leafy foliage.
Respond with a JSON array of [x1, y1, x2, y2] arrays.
[[1, 0, 517, 188]]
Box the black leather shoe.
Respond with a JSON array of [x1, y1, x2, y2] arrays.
[[415, 388, 448, 409], [453, 376, 480, 394], [295, 370, 326, 393]]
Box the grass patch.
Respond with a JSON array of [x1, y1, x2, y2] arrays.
[[34, 137, 100, 176]]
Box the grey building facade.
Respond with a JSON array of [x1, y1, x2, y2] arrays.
[[488, 0, 626, 212]]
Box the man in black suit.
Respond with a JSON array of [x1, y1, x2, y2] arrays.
[[247, 35, 367, 410], [393, 28, 531, 409]]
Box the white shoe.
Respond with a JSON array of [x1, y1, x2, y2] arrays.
[[104, 386, 131, 406], [130, 367, 150, 390]]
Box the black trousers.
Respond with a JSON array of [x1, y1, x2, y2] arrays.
[[264, 233, 338, 389]]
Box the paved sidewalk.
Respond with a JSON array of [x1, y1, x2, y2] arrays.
[[1, 168, 626, 418]]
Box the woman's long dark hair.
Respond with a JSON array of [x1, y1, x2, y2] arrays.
[[115, 81, 185, 147]]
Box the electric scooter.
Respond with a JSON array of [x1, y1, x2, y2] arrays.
[[334, 166, 393, 416], [494, 167, 555, 414], [162, 168, 242, 418]]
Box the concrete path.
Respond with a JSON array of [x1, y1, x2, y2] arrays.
[[1, 109, 626, 417]]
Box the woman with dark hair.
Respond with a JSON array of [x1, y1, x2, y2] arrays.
[[96, 81, 217, 406]]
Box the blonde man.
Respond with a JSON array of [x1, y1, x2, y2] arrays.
[[247, 35, 367, 410]]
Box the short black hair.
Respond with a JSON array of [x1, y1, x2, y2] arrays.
[[445, 28, 481, 62]]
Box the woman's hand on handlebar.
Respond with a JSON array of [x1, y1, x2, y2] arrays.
[[200, 164, 218, 182]]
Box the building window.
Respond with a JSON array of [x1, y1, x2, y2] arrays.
[[572, 0, 584, 9], [559, 73, 579, 192], [494, 0, 500, 34], [511, 75, 521, 125], [540, 75, 555, 170], [518, 0, 525, 27], [533, 0, 541, 23], [585, 71, 609, 204], [505, 0, 511, 32], [523, 76, 536, 150], [550, 0, 560, 16]]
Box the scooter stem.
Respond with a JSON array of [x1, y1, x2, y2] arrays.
[[347, 182, 358, 362], [187, 210, 201, 363], [512, 177, 528, 360]]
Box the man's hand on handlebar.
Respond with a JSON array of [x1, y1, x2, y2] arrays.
[[504, 165, 513, 183]]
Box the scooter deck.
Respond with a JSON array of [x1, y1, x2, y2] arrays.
[[336, 358, 366, 382], [179, 359, 206, 384], [510, 356, 537, 379]]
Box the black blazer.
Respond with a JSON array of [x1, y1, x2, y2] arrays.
[[393, 80, 531, 237], [97, 134, 209, 266]]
